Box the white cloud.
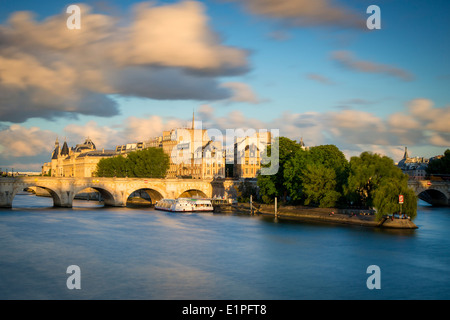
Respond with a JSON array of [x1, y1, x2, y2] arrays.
[[228, 0, 365, 28], [220, 82, 263, 104], [331, 50, 414, 81], [406, 99, 450, 133], [429, 133, 450, 147], [116, 1, 248, 72], [306, 73, 335, 85], [63, 121, 122, 149], [0, 1, 250, 123], [122, 116, 184, 142], [0, 125, 54, 158]]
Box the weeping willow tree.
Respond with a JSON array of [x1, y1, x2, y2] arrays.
[[346, 151, 417, 221], [373, 178, 417, 220]]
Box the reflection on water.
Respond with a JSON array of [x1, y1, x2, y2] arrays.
[[1, 194, 449, 299]]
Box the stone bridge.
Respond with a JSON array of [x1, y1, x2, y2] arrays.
[[0, 177, 239, 208], [408, 180, 450, 206]]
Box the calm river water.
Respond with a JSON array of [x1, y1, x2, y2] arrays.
[[1, 193, 449, 300]]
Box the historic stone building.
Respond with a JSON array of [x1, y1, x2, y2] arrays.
[[42, 138, 117, 177], [42, 113, 273, 179], [233, 131, 272, 179], [163, 113, 219, 179], [397, 147, 429, 180]]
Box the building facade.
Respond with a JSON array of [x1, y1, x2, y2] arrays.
[[42, 115, 274, 179], [397, 147, 429, 180], [233, 131, 272, 179], [42, 138, 117, 177]]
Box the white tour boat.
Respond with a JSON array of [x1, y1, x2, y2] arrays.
[[155, 198, 214, 212]]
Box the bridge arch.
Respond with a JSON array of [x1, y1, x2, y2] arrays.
[[72, 186, 117, 207], [126, 187, 165, 206], [12, 184, 62, 207], [178, 189, 208, 199], [418, 189, 449, 206]]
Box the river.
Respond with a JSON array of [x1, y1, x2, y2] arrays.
[[0, 193, 449, 300]]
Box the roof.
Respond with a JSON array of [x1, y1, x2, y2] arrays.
[[76, 150, 117, 158], [60, 141, 70, 156], [75, 138, 96, 152], [51, 146, 59, 159]]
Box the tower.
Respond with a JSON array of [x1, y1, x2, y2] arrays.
[[52, 137, 60, 160], [403, 146, 409, 160], [60, 139, 70, 157]]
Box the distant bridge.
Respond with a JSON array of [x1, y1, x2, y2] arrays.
[[408, 180, 450, 206], [0, 177, 239, 208]]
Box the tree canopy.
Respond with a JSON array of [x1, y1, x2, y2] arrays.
[[94, 148, 169, 178], [256, 138, 417, 219], [345, 152, 405, 208], [344, 151, 416, 220], [283, 144, 348, 207], [257, 136, 301, 203], [426, 149, 450, 176], [372, 178, 417, 220]]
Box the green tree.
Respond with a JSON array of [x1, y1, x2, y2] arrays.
[[237, 180, 258, 203], [345, 151, 416, 220], [345, 152, 403, 207], [302, 163, 341, 207], [257, 136, 301, 203], [426, 149, 450, 176], [283, 148, 309, 203], [308, 145, 349, 189], [95, 155, 128, 177], [373, 178, 417, 220], [95, 148, 169, 178], [126, 148, 169, 178], [283, 144, 348, 206]]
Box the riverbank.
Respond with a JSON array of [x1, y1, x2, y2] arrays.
[[219, 203, 418, 229]]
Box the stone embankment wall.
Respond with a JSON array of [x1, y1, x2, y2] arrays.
[[224, 203, 418, 229]]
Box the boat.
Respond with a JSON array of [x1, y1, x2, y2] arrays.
[[210, 198, 237, 205], [154, 198, 214, 212]]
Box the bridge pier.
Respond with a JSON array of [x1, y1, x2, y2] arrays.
[[36, 184, 74, 208], [110, 190, 126, 207], [0, 190, 14, 208], [56, 189, 75, 208]]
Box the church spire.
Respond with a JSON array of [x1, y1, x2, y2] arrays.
[[192, 109, 195, 130], [403, 146, 409, 159]]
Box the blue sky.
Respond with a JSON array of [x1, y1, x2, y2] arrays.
[[0, 0, 449, 171]]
